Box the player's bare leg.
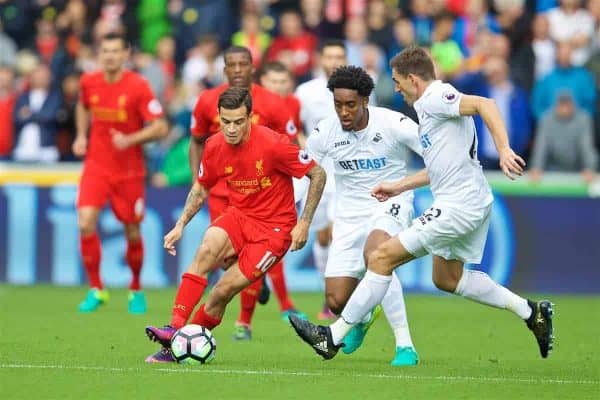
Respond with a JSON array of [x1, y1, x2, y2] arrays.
[[346, 229, 418, 365], [432, 256, 554, 358], [289, 236, 412, 360], [77, 207, 109, 312], [191, 262, 253, 326], [124, 223, 146, 314], [145, 227, 235, 362]]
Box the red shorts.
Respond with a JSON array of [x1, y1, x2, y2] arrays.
[[77, 167, 145, 224], [207, 192, 228, 221], [212, 207, 292, 282]]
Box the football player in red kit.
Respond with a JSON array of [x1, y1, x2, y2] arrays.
[[144, 87, 326, 362], [74, 33, 168, 314], [190, 46, 305, 340]]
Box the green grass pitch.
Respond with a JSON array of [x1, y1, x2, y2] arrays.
[[1, 285, 598, 399]]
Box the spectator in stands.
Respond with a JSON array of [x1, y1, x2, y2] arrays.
[[479, 55, 532, 169], [300, 0, 344, 39], [0, 20, 17, 67], [266, 9, 317, 82], [12, 64, 62, 162], [366, 0, 394, 53], [232, 12, 272, 68], [410, 0, 434, 46], [532, 13, 556, 80], [343, 16, 369, 67], [531, 41, 596, 120], [530, 91, 598, 183], [430, 11, 464, 79], [388, 18, 415, 61], [169, 0, 233, 64], [362, 42, 395, 108], [34, 19, 72, 85], [136, 0, 171, 54], [0, 65, 16, 159], [181, 34, 225, 95], [547, 0, 595, 66], [454, 0, 499, 55]]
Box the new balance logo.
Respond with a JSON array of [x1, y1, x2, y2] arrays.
[[372, 132, 382, 143]]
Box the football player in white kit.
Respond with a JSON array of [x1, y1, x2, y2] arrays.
[[295, 39, 347, 320], [305, 65, 422, 366], [289, 46, 554, 361]]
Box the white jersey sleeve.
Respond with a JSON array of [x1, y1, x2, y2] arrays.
[[426, 83, 463, 119], [305, 122, 330, 164], [385, 110, 423, 157]]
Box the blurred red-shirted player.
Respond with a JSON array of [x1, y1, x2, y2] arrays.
[[144, 87, 326, 362], [190, 46, 304, 340], [73, 33, 168, 314]]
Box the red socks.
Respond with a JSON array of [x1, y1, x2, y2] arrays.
[[190, 304, 222, 329], [126, 239, 144, 290], [80, 233, 102, 289], [237, 278, 262, 326], [267, 261, 294, 312], [170, 273, 208, 329]]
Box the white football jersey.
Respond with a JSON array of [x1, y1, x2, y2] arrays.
[[307, 106, 422, 219], [413, 80, 493, 207]]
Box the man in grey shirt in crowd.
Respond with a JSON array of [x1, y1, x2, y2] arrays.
[[529, 91, 598, 183]]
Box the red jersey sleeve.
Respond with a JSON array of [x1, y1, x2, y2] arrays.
[[196, 140, 218, 188], [135, 78, 164, 122], [191, 94, 211, 138], [272, 136, 315, 178], [270, 99, 298, 141]]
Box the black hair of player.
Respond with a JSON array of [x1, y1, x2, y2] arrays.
[[223, 46, 253, 63], [327, 65, 374, 98], [218, 87, 253, 115]]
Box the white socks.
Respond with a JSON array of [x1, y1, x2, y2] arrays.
[[382, 273, 414, 348], [455, 269, 532, 320], [332, 270, 392, 345], [312, 242, 329, 277]]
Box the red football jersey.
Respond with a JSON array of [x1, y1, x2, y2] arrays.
[[80, 70, 164, 179], [190, 83, 297, 140], [197, 124, 315, 232]]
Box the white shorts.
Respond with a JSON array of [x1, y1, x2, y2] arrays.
[[325, 197, 414, 278], [398, 201, 492, 264]]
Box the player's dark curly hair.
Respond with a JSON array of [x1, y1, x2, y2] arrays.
[[327, 65, 374, 97]]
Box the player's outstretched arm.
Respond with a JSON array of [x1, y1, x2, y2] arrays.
[[459, 95, 525, 180], [164, 181, 208, 256], [371, 168, 430, 202], [291, 164, 326, 251]]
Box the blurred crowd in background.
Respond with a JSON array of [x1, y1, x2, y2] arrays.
[[0, 0, 599, 186]]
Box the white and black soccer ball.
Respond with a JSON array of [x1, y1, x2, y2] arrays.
[[170, 324, 216, 364]]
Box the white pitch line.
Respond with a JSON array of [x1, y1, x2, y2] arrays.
[[1, 363, 598, 385]]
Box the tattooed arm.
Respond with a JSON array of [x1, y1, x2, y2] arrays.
[[163, 181, 208, 255], [290, 164, 326, 251]]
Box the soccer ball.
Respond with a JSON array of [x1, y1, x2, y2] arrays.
[[170, 324, 216, 364]]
